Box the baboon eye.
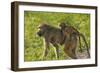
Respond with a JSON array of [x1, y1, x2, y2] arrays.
[[38, 26, 42, 29]]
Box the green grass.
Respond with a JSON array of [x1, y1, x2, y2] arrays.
[[24, 11, 90, 62]]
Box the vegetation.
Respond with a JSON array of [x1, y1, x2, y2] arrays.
[[24, 11, 90, 61]]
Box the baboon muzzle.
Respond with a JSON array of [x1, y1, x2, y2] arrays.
[[37, 31, 43, 37]]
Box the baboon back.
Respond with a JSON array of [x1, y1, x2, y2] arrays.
[[44, 27, 64, 45]]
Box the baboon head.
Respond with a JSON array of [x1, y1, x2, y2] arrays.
[[59, 22, 71, 36], [59, 22, 78, 36], [59, 22, 66, 30], [37, 23, 48, 37]]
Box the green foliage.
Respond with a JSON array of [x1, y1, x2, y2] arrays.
[[24, 11, 90, 61]]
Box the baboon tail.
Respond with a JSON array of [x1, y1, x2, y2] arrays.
[[79, 36, 83, 53], [80, 33, 90, 58]]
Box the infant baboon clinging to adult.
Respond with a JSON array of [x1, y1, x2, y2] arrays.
[[59, 23, 90, 59]]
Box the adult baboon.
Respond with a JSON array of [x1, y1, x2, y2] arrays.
[[59, 23, 90, 59], [37, 23, 65, 60]]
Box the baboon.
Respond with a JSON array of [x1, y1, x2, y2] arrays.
[[59, 23, 90, 59], [37, 23, 65, 60]]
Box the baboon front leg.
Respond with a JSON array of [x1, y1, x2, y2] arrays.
[[53, 44, 59, 59], [42, 39, 50, 60]]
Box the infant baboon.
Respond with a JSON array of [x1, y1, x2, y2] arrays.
[[37, 23, 65, 60], [59, 23, 90, 59]]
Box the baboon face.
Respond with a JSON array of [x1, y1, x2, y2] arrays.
[[37, 30, 43, 37], [59, 22, 69, 35], [37, 24, 48, 37], [59, 22, 66, 29], [59, 22, 76, 36], [62, 27, 71, 36]]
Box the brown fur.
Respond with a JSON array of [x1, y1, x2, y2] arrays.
[[59, 23, 90, 59], [37, 24, 65, 59]]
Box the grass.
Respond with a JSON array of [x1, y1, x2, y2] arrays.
[[24, 11, 90, 62]]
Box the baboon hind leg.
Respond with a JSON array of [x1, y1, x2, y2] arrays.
[[64, 37, 77, 59], [64, 48, 77, 59], [72, 48, 77, 59], [70, 35, 78, 59]]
